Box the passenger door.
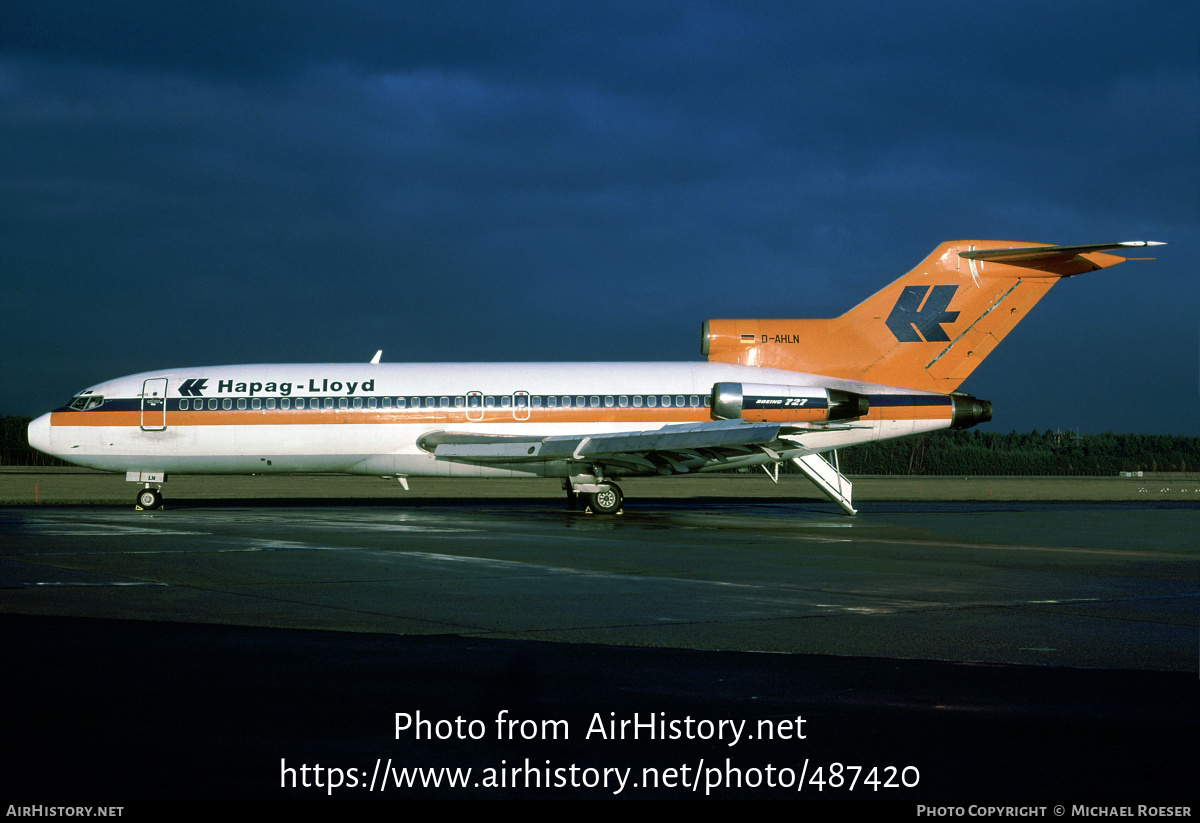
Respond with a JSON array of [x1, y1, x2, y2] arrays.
[[140, 378, 168, 431]]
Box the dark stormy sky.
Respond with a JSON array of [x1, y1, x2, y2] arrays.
[[2, 1, 1196, 434]]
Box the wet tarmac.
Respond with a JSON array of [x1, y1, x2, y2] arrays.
[[2, 500, 1197, 803]]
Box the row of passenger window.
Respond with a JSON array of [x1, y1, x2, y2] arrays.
[[176, 394, 712, 411]]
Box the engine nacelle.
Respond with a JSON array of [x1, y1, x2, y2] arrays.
[[711, 382, 870, 423], [950, 393, 992, 429]]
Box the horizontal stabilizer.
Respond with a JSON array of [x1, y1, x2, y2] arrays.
[[958, 241, 1164, 274]]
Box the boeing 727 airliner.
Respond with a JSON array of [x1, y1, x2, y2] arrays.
[[27, 240, 1162, 513]]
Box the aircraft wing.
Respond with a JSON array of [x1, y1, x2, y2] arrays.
[[419, 420, 809, 475]]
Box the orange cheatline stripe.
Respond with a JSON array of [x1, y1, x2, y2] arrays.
[[736, 409, 832, 423], [866, 406, 953, 421]]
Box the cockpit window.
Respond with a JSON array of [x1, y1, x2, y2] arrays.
[[68, 394, 105, 411]]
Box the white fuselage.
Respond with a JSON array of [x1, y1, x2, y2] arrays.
[[28, 361, 956, 479]]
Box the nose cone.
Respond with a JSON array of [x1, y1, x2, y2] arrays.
[[27, 413, 53, 457]]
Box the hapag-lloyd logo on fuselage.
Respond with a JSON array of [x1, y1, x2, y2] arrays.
[[885, 285, 960, 343], [175, 378, 375, 397]]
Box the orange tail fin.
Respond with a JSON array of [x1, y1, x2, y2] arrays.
[[702, 240, 1161, 392]]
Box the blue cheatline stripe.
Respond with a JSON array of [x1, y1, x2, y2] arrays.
[[867, 395, 951, 407], [58, 391, 717, 414]]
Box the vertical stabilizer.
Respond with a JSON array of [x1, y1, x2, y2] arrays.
[[702, 241, 1160, 392]]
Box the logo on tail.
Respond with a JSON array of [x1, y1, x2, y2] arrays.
[[885, 285, 959, 342]]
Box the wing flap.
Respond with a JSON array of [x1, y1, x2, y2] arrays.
[[423, 420, 786, 465]]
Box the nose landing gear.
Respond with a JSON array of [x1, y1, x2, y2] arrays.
[[127, 472, 167, 511], [136, 487, 163, 511]]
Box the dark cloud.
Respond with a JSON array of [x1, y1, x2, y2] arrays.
[[1, 1, 1196, 433]]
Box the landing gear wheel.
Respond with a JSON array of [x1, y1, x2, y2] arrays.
[[586, 483, 623, 515], [136, 488, 163, 511]]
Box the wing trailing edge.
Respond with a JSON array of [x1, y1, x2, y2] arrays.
[[419, 420, 787, 464]]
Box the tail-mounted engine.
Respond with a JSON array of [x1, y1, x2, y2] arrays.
[[711, 382, 870, 423]]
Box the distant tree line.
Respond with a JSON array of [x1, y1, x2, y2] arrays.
[[2, 413, 1197, 474], [1, 416, 67, 466], [830, 429, 1199, 476]]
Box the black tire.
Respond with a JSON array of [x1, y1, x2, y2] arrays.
[[587, 483, 622, 515], [137, 488, 163, 510]]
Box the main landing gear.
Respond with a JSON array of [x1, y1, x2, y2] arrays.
[[587, 483, 623, 515], [564, 479, 623, 515]]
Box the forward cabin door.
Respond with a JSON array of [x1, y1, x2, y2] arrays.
[[141, 378, 168, 431]]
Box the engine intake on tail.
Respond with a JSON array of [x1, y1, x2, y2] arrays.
[[711, 382, 869, 423]]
